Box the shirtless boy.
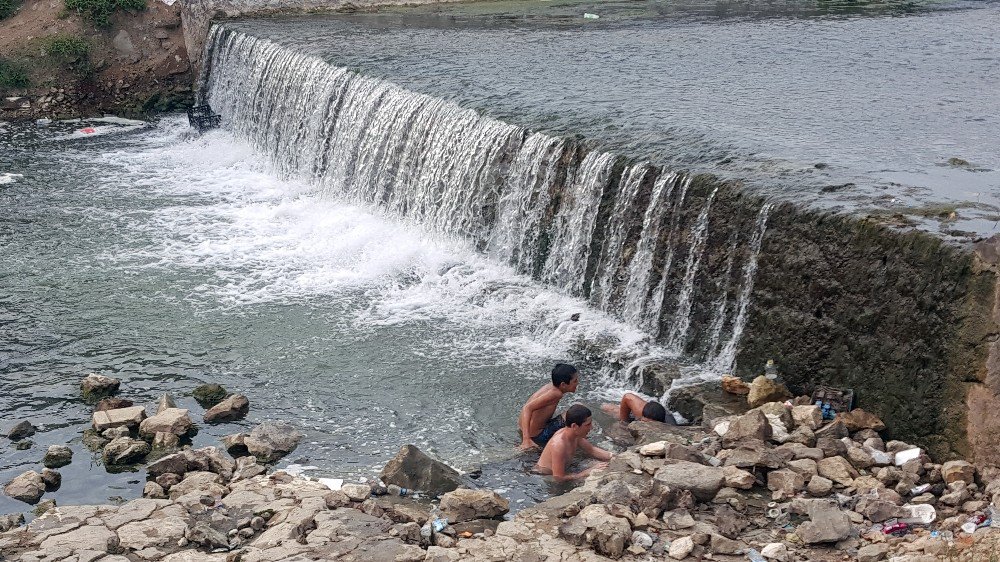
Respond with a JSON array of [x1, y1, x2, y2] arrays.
[[601, 392, 671, 424], [518, 363, 579, 450], [534, 404, 611, 482]]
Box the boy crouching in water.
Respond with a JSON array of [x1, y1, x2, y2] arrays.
[[601, 392, 672, 424], [534, 404, 611, 482]]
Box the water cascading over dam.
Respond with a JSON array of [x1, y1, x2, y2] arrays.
[[201, 24, 1000, 464], [201, 25, 771, 379]]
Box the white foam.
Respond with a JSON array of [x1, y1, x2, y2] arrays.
[[0, 173, 23, 185]]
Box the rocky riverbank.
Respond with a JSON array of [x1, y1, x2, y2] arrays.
[[6, 374, 1000, 561]]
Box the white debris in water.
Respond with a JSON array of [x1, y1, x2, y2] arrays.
[[583, 13, 599, 19], [283, 463, 319, 476], [319, 478, 344, 491], [0, 173, 24, 185]]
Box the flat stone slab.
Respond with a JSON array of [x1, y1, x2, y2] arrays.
[[93, 406, 146, 431]]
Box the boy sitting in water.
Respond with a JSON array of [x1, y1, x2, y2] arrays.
[[534, 404, 611, 482], [601, 392, 672, 424], [518, 363, 579, 451]]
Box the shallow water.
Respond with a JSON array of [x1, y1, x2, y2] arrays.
[[229, 0, 1000, 237], [0, 116, 676, 514]]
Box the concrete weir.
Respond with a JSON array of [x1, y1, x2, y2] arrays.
[[186, 10, 1000, 467]]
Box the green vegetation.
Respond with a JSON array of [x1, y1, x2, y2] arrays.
[[45, 35, 90, 58], [0, 59, 30, 89], [0, 0, 20, 19], [64, 0, 144, 27]]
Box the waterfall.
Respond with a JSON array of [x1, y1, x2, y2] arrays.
[[203, 24, 774, 391]]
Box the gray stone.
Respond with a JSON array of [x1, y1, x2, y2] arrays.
[[102, 436, 150, 465], [380, 444, 467, 497], [858, 542, 890, 562], [440, 488, 509, 522], [653, 460, 725, 502], [807, 475, 834, 496], [796, 501, 853, 544], [40, 468, 61, 491], [156, 393, 177, 414], [817, 456, 859, 486], [112, 30, 135, 56], [204, 394, 250, 423], [92, 406, 146, 432], [768, 469, 805, 500], [143, 481, 166, 498], [81, 373, 120, 401], [139, 408, 193, 438], [102, 426, 131, 439], [245, 421, 302, 464], [7, 420, 36, 440], [668, 535, 695, 559], [186, 522, 229, 549], [4, 470, 45, 504], [221, 433, 249, 457], [42, 445, 73, 468], [0, 513, 24, 532], [147, 451, 188, 477]]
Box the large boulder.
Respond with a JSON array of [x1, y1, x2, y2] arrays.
[[42, 445, 73, 468], [203, 394, 250, 423], [746, 376, 792, 409], [92, 406, 146, 432], [722, 410, 772, 447], [4, 470, 45, 504], [245, 421, 302, 463], [7, 420, 36, 440], [380, 444, 467, 498], [103, 437, 150, 465], [440, 488, 509, 522], [81, 373, 120, 401], [192, 384, 227, 407], [652, 461, 725, 502], [796, 501, 853, 544], [138, 408, 193, 438]]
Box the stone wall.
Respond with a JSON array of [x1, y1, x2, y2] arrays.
[[734, 204, 1000, 465]]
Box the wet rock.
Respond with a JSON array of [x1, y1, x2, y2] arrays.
[[0, 513, 24, 532], [721, 376, 750, 395], [81, 373, 120, 401], [245, 421, 302, 464], [440, 488, 509, 522], [668, 535, 694, 559], [139, 408, 193, 438], [653, 461, 725, 502], [722, 410, 772, 447], [222, 433, 250, 457], [155, 393, 177, 414], [7, 420, 36, 440], [102, 426, 131, 439], [192, 383, 227, 407], [102, 436, 150, 465], [203, 393, 250, 423], [93, 406, 146, 432], [152, 431, 180, 450], [40, 468, 61, 491], [380, 444, 466, 497], [836, 409, 886, 432], [941, 460, 976, 484], [83, 429, 110, 451], [95, 397, 133, 411], [4, 470, 45, 504], [42, 445, 73, 468], [747, 376, 792, 408], [797, 501, 853, 544], [14, 439, 32, 450]]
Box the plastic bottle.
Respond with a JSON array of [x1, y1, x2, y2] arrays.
[[429, 506, 448, 533], [746, 548, 766, 562], [387, 484, 409, 497], [764, 359, 778, 380]]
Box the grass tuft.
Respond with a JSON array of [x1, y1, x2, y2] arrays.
[[64, 0, 145, 27], [0, 59, 30, 89]]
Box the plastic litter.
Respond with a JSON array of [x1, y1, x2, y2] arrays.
[[714, 420, 731, 436], [36, 118, 51, 127], [894, 448, 922, 466], [910, 483, 931, 495], [387, 484, 410, 496], [318, 478, 344, 491], [745, 548, 766, 562], [898, 503, 936, 525], [810, 386, 854, 415], [583, 13, 599, 19], [764, 359, 778, 380], [882, 522, 909, 536]]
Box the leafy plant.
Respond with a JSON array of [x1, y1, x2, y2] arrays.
[[0, 0, 20, 20], [64, 0, 145, 27], [0, 59, 30, 89], [45, 35, 90, 58]]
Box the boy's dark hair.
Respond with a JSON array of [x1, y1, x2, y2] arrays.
[[565, 404, 592, 427], [551, 363, 578, 387], [642, 401, 668, 423]]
